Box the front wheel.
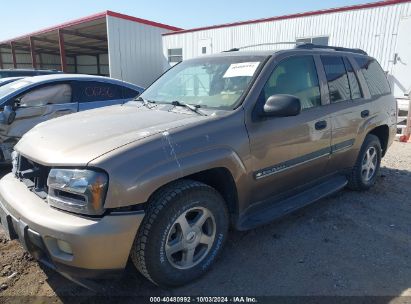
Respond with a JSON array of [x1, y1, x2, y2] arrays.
[[348, 134, 382, 191], [131, 180, 229, 287]]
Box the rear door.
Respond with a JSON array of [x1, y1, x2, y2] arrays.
[[319, 55, 371, 174], [5, 82, 77, 138], [247, 55, 332, 203], [74, 81, 138, 111]]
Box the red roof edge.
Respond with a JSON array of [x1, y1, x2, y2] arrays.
[[163, 0, 411, 36], [0, 10, 182, 45], [106, 11, 183, 31], [0, 11, 107, 44]]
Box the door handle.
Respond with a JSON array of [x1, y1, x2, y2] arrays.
[[361, 110, 370, 118], [315, 120, 327, 130]]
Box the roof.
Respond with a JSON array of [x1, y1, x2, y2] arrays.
[[12, 74, 143, 89], [163, 0, 411, 36], [0, 11, 182, 44], [185, 45, 370, 60]]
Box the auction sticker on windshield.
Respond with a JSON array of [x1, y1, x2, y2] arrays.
[[223, 62, 260, 78]]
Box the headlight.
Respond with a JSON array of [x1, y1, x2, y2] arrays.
[[47, 168, 108, 216]]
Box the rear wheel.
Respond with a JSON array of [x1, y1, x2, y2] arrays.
[[131, 179, 229, 287], [348, 134, 382, 191]]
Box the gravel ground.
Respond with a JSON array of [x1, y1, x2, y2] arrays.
[[0, 141, 410, 302]]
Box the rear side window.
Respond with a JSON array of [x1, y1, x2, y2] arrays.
[[321, 56, 350, 103], [74, 81, 123, 103], [122, 87, 141, 99], [354, 57, 391, 96], [343, 58, 362, 100], [263, 55, 321, 110]]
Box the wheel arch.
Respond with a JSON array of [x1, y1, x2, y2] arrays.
[[144, 166, 240, 227], [368, 124, 389, 156]]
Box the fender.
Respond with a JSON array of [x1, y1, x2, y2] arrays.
[[356, 103, 393, 150], [91, 109, 251, 210], [101, 145, 247, 209]]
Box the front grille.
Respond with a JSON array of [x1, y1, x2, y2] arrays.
[[15, 154, 50, 199]]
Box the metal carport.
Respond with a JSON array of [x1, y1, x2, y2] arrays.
[[0, 11, 181, 86]]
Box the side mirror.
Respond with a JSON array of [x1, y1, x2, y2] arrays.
[[262, 94, 302, 117], [2, 105, 16, 125]]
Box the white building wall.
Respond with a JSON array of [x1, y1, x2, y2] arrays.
[[107, 15, 171, 87], [163, 2, 411, 74]]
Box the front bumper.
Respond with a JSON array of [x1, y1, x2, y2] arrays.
[[0, 172, 144, 279]]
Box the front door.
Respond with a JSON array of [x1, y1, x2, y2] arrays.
[[247, 55, 331, 203], [4, 83, 77, 139], [0, 82, 77, 161]]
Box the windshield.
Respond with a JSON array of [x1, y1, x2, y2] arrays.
[[0, 80, 32, 100], [140, 56, 267, 109]]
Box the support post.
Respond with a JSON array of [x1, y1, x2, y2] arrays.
[[0, 51, 3, 69], [29, 37, 37, 69], [10, 42, 17, 68], [96, 55, 101, 75], [74, 56, 77, 73], [58, 29, 67, 72]]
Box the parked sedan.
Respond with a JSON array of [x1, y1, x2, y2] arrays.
[[0, 77, 24, 87], [0, 74, 143, 164]]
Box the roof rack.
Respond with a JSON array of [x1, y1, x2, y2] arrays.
[[223, 42, 297, 52], [295, 43, 367, 55]]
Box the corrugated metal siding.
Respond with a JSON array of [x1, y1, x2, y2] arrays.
[[40, 54, 61, 70], [107, 15, 171, 87], [163, 2, 411, 73]]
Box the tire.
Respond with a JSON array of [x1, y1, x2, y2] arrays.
[[130, 179, 229, 287], [347, 134, 382, 191]]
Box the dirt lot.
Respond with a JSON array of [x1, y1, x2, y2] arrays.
[[0, 141, 410, 302]]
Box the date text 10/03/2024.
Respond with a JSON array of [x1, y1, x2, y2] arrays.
[[149, 297, 258, 303]]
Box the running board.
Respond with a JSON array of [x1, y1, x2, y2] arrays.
[[238, 175, 348, 231]]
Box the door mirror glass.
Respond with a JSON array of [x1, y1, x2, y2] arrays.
[[1, 105, 16, 125], [262, 94, 301, 117]]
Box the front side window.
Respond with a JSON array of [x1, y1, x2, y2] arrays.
[[141, 56, 266, 109], [18, 84, 72, 107], [74, 81, 123, 103], [263, 56, 321, 110], [355, 57, 391, 97], [168, 48, 183, 63], [321, 56, 351, 103]]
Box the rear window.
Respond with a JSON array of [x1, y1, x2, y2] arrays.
[[354, 57, 391, 97]]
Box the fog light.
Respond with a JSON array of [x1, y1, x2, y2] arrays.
[[57, 239, 73, 255]]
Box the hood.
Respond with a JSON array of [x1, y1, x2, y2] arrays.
[[15, 103, 208, 166]]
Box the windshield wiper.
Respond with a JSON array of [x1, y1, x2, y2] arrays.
[[171, 100, 207, 116], [134, 96, 157, 108]]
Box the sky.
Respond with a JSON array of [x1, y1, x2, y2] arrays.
[[0, 0, 374, 41]]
